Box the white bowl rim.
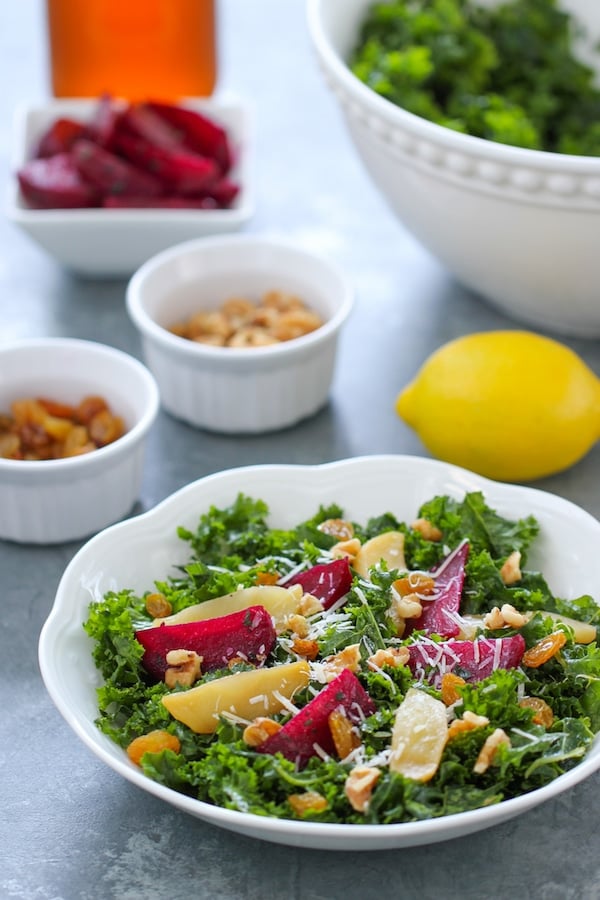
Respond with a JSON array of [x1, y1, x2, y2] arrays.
[[306, 0, 600, 171], [126, 233, 355, 361], [0, 337, 160, 473], [38, 453, 600, 849]]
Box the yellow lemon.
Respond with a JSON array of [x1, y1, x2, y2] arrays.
[[396, 330, 600, 482]]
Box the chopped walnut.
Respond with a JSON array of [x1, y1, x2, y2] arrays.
[[226, 655, 248, 669], [367, 646, 410, 670], [169, 290, 323, 348], [242, 716, 282, 747], [473, 728, 511, 774], [412, 518, 443, 541], [285, 613, 310, 638], [318, 518, 354, 541], [483, 603, 527, 630], [500, 550, 522, 585], [323, 643, 361, 681], [391, 592, 423, 619], [388, 591, 422, 637], [297, 592, 323, 617], [447, 710, 490, 741], [164, 649, 202, 689], [344, 765, 381, 813], [483, 606, 506, 630]]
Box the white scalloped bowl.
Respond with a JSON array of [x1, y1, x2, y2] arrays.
[[0, 338, 159, 544], [307, 0, 600, 337], [38, 455, 600, 850]]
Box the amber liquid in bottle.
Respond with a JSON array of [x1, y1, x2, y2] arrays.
[[46, 0, 217, 101]]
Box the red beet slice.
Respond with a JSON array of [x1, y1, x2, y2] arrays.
[[405, 541, 470, 638], [147, 101, 232, 173], [17, 153, 100, 209], [35, 117, 87, 158], [115, 133, 218, 195], [281, 557, 353, 610], [256, 668, 375, 767], [84, 93, 123, 150], [71, 138, 164, 197], [135, 605, 276, 680], [408, 633, 526, 687]]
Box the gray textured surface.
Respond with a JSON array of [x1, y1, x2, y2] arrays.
[[2, 2, 600, 898]]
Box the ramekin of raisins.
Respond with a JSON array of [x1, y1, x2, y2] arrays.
[[0, 338, 159, 543]]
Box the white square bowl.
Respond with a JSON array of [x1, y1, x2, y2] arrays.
[[5, 96, 253, 278]]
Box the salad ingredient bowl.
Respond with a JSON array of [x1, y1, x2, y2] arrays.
[[126, 234, 354, 433], [307, 0, 600, 337], [0, 338, 159, 544], [38, 454, 600, 849], [6, 96, 253, 278]]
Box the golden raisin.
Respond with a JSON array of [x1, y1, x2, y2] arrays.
[[126, 730, 181, 766], [288, 792, 328, 815], [519, 696, 554, 727], [255, 571, 280, 585], [393, 572, 436, 597], [242, 717, 282, 747], [291, 637, 320, 660], [440, 672, 466, 706], [145, 592, 172, 618], [522, 632, 567, 668], [328, 708, 361, 759]]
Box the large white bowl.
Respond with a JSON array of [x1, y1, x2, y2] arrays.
[[0, 338, 159, 543], [38, 454, 600, 850], [307, 0, 600, 338], [126, 234, 354, 433], [6, 97, 253, 278]]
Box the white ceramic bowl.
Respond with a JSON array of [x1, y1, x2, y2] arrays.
[[38, 454, 600, 850], [6, 97, 253, 278], [126, 234, 354, 433], [0, 338, 159, 544], [307, 0, 600, 338]]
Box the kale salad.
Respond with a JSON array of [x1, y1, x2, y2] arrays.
[[85, 491, 600, 825], [351, 0, 600, 155]]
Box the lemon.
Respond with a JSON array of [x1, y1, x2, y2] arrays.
[[396, 330, 600, 482]]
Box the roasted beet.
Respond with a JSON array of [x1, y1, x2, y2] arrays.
[[71, 138, 164, 197], [17, 153, 100, 209], [115, 133, 218, 195], [135, 605, 276, 680], [405, 541, 470, 638], [35, 117, 87, 158], [256, 668, 375, 767], [408, 633, 526, 687], [281, 557, 352, 610], [146, 101, 232, 173]]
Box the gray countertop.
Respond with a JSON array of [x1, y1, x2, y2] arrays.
[[2, 2, 600, 898]]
